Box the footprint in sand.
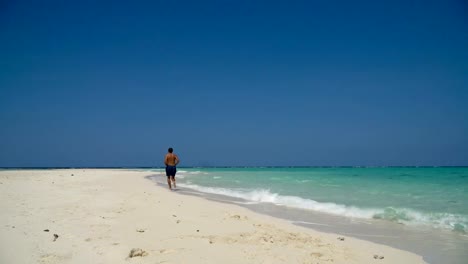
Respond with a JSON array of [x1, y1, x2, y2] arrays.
[[310, 252, 323, 258], [39, 254, 70, 264], [229, 214, 248, 220], [159, 249, 178, 254]]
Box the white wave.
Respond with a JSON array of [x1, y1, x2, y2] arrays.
[[178, 183, 377, 218], [373, 208, 468, 232], [177, 183, 468, 232], [187, 171, 204, 174], [176, 170, 206, 178]]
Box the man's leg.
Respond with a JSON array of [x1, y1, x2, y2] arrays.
[[167, 176, 172, 190], [165, 166, 172, 190], [171, 176, 176, 188]]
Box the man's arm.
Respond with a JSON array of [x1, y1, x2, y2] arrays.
[[175, 155, 180, 165], [164, 155, 168, 166]]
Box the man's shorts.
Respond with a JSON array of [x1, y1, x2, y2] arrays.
[[166, 166, 177, 177]]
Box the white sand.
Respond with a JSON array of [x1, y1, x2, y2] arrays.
[[0, 169, 426, 264]]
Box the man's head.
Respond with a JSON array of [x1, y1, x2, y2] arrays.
[[168, 147, 173, 153]]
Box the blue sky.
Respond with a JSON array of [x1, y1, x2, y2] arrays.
[[1, 0, 467, 167]]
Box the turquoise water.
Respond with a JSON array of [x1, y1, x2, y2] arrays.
[[172, 167, 468, 232]]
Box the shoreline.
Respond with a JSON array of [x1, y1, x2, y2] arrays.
[[0, 169, 426, 264], [169, 180, 468, 264], [148, 173, 468, 264]]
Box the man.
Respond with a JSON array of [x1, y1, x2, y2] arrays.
[[164, 147, 179, 190]]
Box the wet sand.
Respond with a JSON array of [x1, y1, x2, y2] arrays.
[[151, 175, 468, 264]]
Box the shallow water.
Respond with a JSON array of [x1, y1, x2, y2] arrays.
[[173, 167, 468, 232], [146, 167, 468, 264]]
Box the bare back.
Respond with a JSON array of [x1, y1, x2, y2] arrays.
[[164, 153, 179, 166]]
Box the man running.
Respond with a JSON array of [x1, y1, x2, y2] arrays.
[[164, 147, 179, 190]]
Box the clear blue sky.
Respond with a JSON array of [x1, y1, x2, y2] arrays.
[[1, 0, 467, 167]]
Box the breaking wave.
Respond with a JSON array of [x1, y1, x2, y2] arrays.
[[178, 183, 467, 233]]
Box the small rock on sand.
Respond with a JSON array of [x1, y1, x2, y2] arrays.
[[136, 229, 145, 233], [53, 234, 59, 242], [337, 237, 345, 241], [43, 229, 49, 232], [128, 248, 148, 258], [373, 254, 384, 259]]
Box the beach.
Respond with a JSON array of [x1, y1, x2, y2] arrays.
[[169, 167, 468, 264], [0, 169, 425, 264]]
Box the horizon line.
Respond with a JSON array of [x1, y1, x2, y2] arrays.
[[1, 166, 468, 169]]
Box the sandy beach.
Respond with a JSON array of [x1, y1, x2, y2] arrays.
[[0, 169, 426, 264]]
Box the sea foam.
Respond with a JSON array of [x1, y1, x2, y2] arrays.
[[178, 183, 467, 232]]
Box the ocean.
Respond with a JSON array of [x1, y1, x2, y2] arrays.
[[147, 167, 468, 264]]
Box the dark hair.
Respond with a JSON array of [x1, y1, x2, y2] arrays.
[[168, 147, 173, 153]]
